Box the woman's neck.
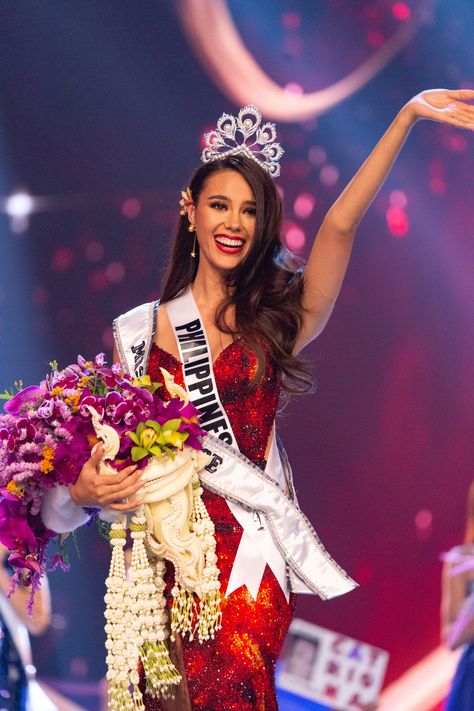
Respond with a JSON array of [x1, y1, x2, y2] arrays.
[[192, 264, 228, 312]]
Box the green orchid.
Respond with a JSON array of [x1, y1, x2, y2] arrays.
[[131, 375, 162, 394], [127, 419, 188, 461]]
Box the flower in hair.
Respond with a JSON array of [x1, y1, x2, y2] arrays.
[[179, 186, 193, 216]]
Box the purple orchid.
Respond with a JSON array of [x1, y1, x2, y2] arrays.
[[4, 386, 44, 416]]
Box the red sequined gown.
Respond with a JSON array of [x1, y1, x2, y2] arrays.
[[145, 340, 295, 711]]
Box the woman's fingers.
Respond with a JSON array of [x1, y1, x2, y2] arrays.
[[447, 89, 474, 101], [107, 498, 144, 512]]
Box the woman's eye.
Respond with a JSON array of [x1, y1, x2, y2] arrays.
[[244, 207, 256, 216], [210, 202, 227, 210]]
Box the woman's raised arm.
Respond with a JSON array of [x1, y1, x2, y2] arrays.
[[295, 89, 474, 353]]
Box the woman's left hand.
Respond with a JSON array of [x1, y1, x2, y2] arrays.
[[403, 88, 474, 130]]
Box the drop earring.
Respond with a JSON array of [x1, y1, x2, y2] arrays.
[[188, 223, 197, 258]]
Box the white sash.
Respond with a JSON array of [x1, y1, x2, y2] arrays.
[[166, 287, 288, 600], [113, 296, 357, 601]]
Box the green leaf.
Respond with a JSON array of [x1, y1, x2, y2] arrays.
[[126, 431, 140, 446], [131, 446, 149, 462], [135, 422, 145, 437], [0, 389, 14, 401], [149, 445, 163, 456], [144, 420, 162, 434], [163, 418, 181, 432], [162, 445, 176, 460]]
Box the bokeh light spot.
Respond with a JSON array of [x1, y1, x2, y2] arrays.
[[415, 509, 433, 531], [121, 197, 141, 219], [89, 270, 108, 292], [320, 164, 340, 187], [386, 206, 409, 237], [5, 192, 34, 217], [282, 12, 301, 29], [390, 190, 408, 209], [308, 146, 327, 167], [51, 246, 74, 272], [106, 261, 125, 283], [392, 2, 411, 21], [85, 240, 104, 262], [284, 222, 306, 252], [367, 30, 385, 48], [294, 193, 316, 219]]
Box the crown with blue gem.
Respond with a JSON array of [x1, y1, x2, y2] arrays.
[[201, 105, 284, 178]]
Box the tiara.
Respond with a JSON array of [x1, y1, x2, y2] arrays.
[[201, 105, 284, 177]]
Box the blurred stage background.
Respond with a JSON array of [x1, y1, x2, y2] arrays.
[[0, 1, 473, 709]]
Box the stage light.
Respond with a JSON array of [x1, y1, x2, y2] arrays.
[[4, 191, 35, 234], [5, 191, 34, 217]]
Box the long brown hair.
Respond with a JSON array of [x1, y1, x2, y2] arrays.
[[161, 155, 313, 394]]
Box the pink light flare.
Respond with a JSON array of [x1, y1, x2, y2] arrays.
[[308, 146, 327, 167], [51, 246, 74, 272], [121, 198, 141, 219], [428, 159, 446, 196], [320, 164, 340, 187], [389, 190, 408, 209], [85, 240, 104, 262], [392, 2, 411, 21], [415, 509, 433, 541], [367, 30, 385, 48], [294, 193, 316, 219], [282, 12, 301, 30], [105, 261, 126, 284], [386, 206, 409, 237], [284, 221, 306, 252]]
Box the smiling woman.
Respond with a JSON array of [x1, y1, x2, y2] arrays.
[[43, 93, 474, 711]]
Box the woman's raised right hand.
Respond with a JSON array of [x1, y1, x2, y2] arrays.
[[69, 444, 144, 510]]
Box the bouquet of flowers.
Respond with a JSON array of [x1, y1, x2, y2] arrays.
[[0, 355, 222, 710]]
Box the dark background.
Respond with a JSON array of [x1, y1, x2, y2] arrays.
[[0, 0, 473, 696]]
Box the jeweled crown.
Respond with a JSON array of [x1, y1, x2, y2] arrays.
[[201, 105, 284, 177]]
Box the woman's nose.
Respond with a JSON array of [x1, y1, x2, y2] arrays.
[[224, 211, 242, 231]]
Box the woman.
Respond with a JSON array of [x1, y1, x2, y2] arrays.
[[0, 544, 53, 711], [441, 481, 474, 711], [53, 90, 473, 710]]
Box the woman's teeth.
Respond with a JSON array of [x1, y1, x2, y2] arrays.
[[214, 236, 245, 253]]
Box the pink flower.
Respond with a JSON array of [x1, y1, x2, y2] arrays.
[[4, 386, 44, 416]]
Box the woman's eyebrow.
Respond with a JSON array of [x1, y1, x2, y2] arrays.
[[207, 194, 256, 205]]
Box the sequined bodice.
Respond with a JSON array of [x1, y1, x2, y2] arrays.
[[145, 340, 292, 711], [148, 339, 280, 468]]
